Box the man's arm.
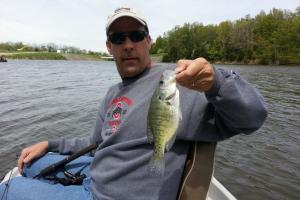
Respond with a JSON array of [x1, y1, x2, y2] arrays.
[[18, 98, 107, 173], [176, 57, 267, 139]]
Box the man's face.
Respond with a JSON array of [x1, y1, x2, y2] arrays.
[[106, 17, 152, 78]]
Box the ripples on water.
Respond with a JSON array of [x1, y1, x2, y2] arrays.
[[0, 60, 120, 172], [214, 66, 300, 200], [0, 60, 299, 200]]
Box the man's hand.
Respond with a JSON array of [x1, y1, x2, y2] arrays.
[[17, 141, 49, 174], [175, 58, 215, 92]]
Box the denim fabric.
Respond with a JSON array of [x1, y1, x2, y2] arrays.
[[0, 153, 94, 200]]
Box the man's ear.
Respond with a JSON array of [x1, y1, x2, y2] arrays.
[[106, 41, 112, 54], [146, 36, 152, 51]]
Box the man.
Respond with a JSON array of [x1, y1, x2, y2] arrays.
[[0, 7, 267, 200]]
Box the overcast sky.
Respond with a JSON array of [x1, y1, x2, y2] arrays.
[[0, 0, 299, 52]]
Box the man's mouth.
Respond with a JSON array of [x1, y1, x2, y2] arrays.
[[122, 57, 138, 61]]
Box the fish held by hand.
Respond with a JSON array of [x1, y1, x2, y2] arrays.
[[147, 70, 181, 176]]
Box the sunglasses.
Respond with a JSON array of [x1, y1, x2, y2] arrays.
[[108, 31, 148, 45]]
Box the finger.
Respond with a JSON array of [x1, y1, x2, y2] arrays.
[[23, 151, 39, 164], [17, 158, 24, 174], [177, 80, 192, 89], [175, 59, 193, 74], [176, 60, 203, 83], [193, 78, 213, 92], [18, 151, 28, 173], [193, 63, 212, 81]]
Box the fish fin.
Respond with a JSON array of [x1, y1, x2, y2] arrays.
[[147, 126, 154, 144], [148, 155, 165, 176], [165, 133, 176, 151], [147, 113, 154, 143]]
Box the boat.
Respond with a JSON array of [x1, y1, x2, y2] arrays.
[[1, 167, 237, 200], [101, 56, 114, 61], [208, 177, 237, 200], [0, 56, 7, 62]]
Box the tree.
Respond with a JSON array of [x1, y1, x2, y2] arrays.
[[152, 6, 300, 65]]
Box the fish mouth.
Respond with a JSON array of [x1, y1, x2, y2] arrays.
[[163, 70, 176, 77]]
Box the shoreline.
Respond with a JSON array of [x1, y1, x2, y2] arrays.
[[1, 52, 300, 66], [0, 52, 105, 61]]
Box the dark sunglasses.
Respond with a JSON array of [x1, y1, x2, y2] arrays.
[[108, 31, 148, 44]]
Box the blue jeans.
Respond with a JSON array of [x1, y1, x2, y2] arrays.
[[0, 153, 94, 200]]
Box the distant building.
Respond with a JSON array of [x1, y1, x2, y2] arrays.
[[17, 46, 29, 51], [101, 56, 114, 61]]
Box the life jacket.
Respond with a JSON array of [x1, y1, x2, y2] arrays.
[[177, 142, 217, 200]]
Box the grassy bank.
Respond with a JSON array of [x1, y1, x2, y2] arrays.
[[1, 52, 66, 60], [3, 51, 298, 65], [0, 51, 106, 61], [0, 51, 163, 62]]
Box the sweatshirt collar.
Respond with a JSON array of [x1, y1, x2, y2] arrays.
[[121, 67, 151, 86]]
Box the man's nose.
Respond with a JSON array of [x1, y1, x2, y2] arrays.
[[123, 37, 134, 49]]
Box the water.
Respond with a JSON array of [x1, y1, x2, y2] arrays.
[[0, 60, 299, 199]]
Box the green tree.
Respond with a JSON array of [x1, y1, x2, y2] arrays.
[[230, 15, 255, 63]]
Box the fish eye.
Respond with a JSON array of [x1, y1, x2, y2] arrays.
[[159, 80, 164, 84]]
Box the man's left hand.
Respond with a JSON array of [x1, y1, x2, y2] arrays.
[[175, 58, 215, 92]]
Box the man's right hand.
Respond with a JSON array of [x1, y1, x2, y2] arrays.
[[17, 141, 49, 174]]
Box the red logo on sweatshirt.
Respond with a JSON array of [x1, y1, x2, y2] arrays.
[[104, 96, 132, 136]]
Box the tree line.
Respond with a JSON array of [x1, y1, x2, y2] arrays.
[[0, 42, 108, 56], [150, 7, 300, 65]]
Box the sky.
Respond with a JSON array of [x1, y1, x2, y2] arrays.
[[0, 0, 299, 53]]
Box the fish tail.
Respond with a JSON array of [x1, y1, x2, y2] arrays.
[[148, 153, 165, 176]]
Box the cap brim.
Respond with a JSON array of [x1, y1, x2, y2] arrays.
[[106, 13, 147, 35]]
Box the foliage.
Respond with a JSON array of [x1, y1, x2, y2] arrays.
[[151, 7, 300, 65], [5, 52, 66, 60], [0, 42, 108, 56]]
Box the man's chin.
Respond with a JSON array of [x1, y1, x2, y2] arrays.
[[123, 71, 140, 77], [121, 67, 144, 78]]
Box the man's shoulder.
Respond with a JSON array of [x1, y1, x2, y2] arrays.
[[151, 64, 176, 71]]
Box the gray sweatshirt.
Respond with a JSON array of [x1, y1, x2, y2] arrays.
[[49, 65, 267, 200]]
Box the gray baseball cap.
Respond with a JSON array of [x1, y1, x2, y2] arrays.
[[106, 7, 148, 35]]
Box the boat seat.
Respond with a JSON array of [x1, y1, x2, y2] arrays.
[[177, 141, 217, 200]]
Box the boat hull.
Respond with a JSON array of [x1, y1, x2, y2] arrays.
[[1, 167, 237, 200]]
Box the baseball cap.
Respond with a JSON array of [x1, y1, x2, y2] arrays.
[[106, 7, 148, 35]]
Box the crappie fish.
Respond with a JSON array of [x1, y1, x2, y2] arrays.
[[147, 70, 181, 176]]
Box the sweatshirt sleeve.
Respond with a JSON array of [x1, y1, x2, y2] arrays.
[[204, 67, 267, 140], [48, 100, 106, 155]]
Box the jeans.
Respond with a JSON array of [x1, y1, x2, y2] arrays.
[[0, 153, 94, 200]]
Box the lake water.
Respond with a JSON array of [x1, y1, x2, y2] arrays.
[[0, 60, 299, 200]]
